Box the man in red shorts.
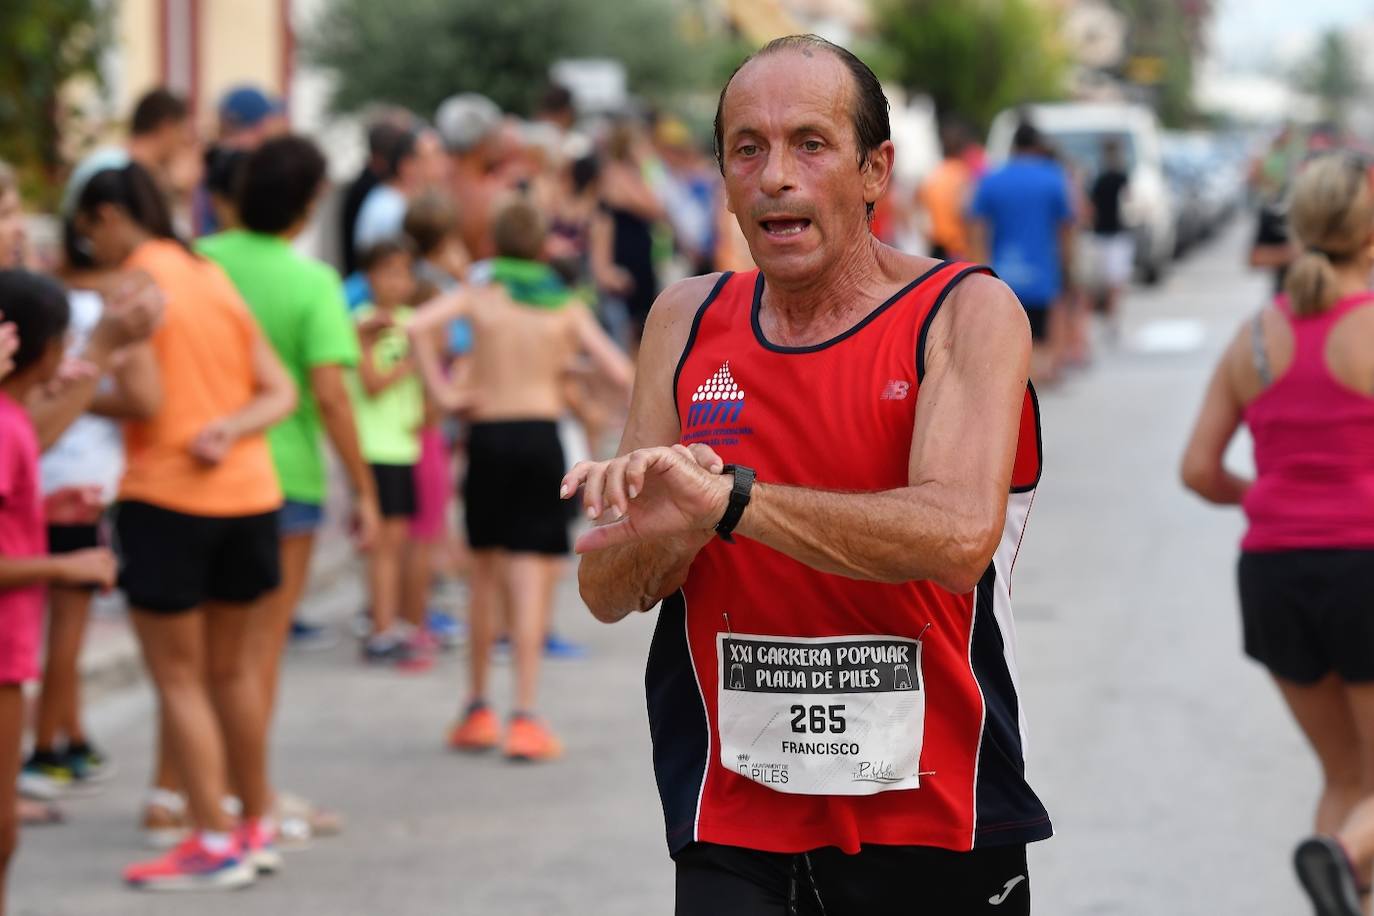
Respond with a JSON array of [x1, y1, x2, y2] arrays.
[[565, 35, 1049, 915]]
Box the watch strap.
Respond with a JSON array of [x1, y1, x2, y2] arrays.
[[715, 464, 756, 542]]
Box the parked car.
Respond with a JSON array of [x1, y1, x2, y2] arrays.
[[986, 102, 1176, 284], [1162, 130, 1248, 257]]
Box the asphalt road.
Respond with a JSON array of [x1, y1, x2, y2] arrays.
[[14, 219, 1316, 915]]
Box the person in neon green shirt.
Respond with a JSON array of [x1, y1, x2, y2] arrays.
[[197, 135, 381, 842], [347, 239, 427, 666]]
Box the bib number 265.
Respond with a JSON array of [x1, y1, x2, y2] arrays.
[[789, 704, 845, 734]]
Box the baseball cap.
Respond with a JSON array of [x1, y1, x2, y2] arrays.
[[219, 85, 283, 132], [435, 93, 502, 154]]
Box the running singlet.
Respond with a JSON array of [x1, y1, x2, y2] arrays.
[[649, 262, 1050, 856]]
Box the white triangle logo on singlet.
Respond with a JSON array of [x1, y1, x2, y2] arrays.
[[686, 362, 746, 430]]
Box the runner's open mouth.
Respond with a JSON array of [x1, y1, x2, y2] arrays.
[[760, 218, 811, 237]]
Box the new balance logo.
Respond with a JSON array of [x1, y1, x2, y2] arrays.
[[880, 379, 910, 400]]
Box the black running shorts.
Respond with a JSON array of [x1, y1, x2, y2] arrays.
[[370, 463, 418, 519], [1239, 549, 1374, 684], [674, 842, 1030, 916], [463, 420, 569, 555], [47, 523, 100, 554], [1022, 304, 1050, 342], [114, 501, 281, 613], [47, 523, 103, 593]]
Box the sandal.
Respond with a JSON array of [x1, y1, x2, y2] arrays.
[[18, 797, 63, 826], [275, 791, 345, 847], [140, 788, 190, 850]]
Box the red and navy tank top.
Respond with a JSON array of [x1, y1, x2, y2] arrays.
[[647, 263, 1050, 856], [1243, 292, 1374, 551]]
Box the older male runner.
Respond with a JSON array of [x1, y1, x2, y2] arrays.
[[564, 35, 1050, 915]]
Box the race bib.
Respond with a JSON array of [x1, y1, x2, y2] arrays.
[[717, 632, 925, 796]]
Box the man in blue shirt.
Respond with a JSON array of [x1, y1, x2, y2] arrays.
[[970, 122, 1074, 381]]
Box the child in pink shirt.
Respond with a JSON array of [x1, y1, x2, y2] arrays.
[[0, 270, 115, 906]]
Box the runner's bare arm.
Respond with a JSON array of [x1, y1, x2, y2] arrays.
[[571, 304, 634, 393], [312, 363, 381, 546], [186, 326, 296, 466], [569, 276, 1031, 595], [28, 270, 163, 449], [967, 219, 989, 264], [222, 326, 298, 438], [574, 274, 722, 623], [1181, 326, 1251, 505], [90, 342, 160, 418], [407, 290, 469, 411]]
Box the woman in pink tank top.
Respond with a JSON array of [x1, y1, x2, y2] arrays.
[[1183, 153, 1374, 915]]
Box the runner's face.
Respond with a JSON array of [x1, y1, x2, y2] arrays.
[[720, 51, 882, 284]]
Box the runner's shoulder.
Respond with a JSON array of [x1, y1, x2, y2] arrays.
[[641, 272, 726, 357], [650, 272, 726, 322], [937, 271, 1028, 342], [917, 270, 1029, 380]]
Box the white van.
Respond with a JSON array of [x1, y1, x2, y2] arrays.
[[985, 102, 1176, 284]]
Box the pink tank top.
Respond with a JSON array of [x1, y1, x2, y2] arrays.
[[1242, 291, 1374, 551]]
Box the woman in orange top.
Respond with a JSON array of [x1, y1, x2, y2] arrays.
[[67, 157, 296, 891]]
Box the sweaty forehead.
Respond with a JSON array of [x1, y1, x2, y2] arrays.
[[722, 50, 854, 139]]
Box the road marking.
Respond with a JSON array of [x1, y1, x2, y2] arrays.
[[1130, 319, 1206, 354]]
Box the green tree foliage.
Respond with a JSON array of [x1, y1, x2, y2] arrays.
[[305, 0, 709, 117], [1116, 0, 1211, 127], [0, 0, 109, 202], [1296, 30, 1362, 129], [870, 0, 1067, 131]]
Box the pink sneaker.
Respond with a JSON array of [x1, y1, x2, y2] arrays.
[[238, 817, 283, 875], [123, 833, 255, 891]]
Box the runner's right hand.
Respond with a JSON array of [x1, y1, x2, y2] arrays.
[[56, 547, 117, 590], [561, 444, 732, 553], [351, 494, 382, 552], [356, 313, 393, 341]]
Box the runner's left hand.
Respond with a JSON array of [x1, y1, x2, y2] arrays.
[[188, 418, 236, 465], [561, 444, 732, 553]]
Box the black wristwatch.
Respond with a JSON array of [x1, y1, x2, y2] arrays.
[[715, 465, 756, 543]]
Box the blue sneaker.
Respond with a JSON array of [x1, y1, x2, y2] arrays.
[[544, 632, 587, 660], [426, 610, 466, 649], [290, 620, 339, 652]]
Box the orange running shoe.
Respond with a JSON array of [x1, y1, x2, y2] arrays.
[[447, 704, 500, 751], [503, 716, 563, 762]]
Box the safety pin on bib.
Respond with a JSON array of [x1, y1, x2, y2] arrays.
[[916, 622, 931, 643], [722, 612, 733, 638]]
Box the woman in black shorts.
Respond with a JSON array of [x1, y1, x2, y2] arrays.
[[1183, 153, 1374, 916]]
